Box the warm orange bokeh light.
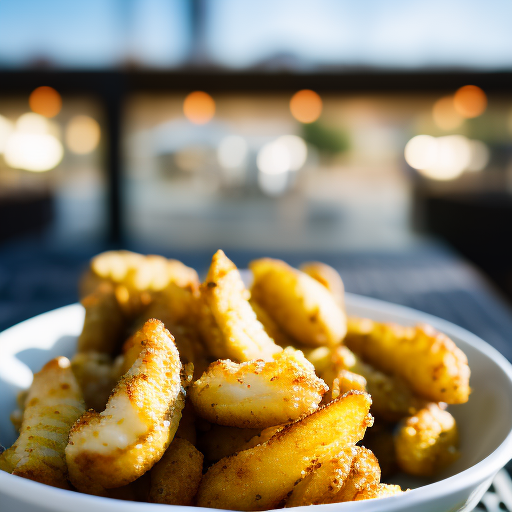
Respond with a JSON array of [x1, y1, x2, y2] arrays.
[[29, 86, 62, 118], [453, 85, 487, 119], [183, 91, 216, 125], [432, 96, 464, 130], [290, 90, 323, 124]]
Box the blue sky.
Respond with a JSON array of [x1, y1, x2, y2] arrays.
[[0, 0, 510, 70]]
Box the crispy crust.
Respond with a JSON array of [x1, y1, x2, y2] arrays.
[[197, 250, 281, 362], [196, 391, 373, 511], [345, 318, 471, 404], [66, 319, 186, 494], [250, 258, 347, 347], [191, 349, 327, 428]]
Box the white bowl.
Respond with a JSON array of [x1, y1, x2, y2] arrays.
[[1, 293, 512, 512]]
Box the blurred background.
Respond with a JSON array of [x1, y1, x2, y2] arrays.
[[2, 0, 512, 360]]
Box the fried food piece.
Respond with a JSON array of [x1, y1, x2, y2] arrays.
[[324, 346, 427, 421], [66, 319, 187, 494], [300, 261, 345, 310], [197, 250, 281, 362], [78, 282, 125, 354], [149, 438, 204, 505], [9, 390, 28, 432], [80, 251, 199, 318], [303, 346, 332, 375], [354, 483, 404, 501], [395, 403, 459, 476], [198, 424, 261, 463], [0, 357, 85, 488], [250, 258, 346, 347], [190, 349, 327, 428], [71, 352, 119, 411], [196, 391, 373, 511], [285, 446, 356, 507], [325, 446, 381, 503], [345, 318, 470, 404]]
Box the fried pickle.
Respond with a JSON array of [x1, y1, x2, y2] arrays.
[[0, 357, 85, 488], [345, 318, 470, 404], [66, 319, 187, 494], [395, 402, 459, 476], [197, 250, 281, 362], [250, 258, 346, 347], [196, 391, 373, 511], [191, 348, 327, 428]]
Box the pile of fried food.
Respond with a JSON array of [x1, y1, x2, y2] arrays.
[[0, 249, 471, 510]]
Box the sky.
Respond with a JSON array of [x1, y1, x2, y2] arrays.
[[0, 0, 511, 70]]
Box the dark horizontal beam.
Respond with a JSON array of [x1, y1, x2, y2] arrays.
[[0, 69, 511, 94]]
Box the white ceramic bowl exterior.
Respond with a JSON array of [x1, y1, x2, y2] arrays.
[[1, 294, 512, 512]]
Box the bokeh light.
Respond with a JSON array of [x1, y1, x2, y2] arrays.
[[467, 140, 490, 172], [16, 112, 49, 134], [290, 90, 323, 124], [405, 134, 472, 181], [217, 135, 248, 169], [275, 135, 308, 170], [66, 115, 101, 154], [0, 115, 13, 153], [183, 91, 216, 125], [257, 141, 290, 175], [29, 86, 62, 118], [4, 132, 63, 172], [432, 96, 464, 130], [453, 85, 487, 119]]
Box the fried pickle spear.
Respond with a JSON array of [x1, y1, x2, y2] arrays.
[[149, 438, 204, 505], [197, 250, 281, 362], [80, 251, 199, 318], [395, 403, 459, 476], [0, 357, 85, 488], [78, 282, 125, 354], [66, 319, 187, 494], [285, 446, 357, 507], [191, 349, 327, 429], [196, 391, 373, 511], [250, 258, 346, 347], [354, 483, 404, 501], [323, 346, 427, 421], [345, 318, 470, 404], [300, 261, 345, 310]]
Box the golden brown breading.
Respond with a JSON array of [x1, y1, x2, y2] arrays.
[[240, 425, 285, 451], [149, 437, 204, 505], [80, 251, 199, 318], [197, 250, 281, 362], [196, 391, 373, 511], [326, 446, 381, 503], [300, 261, 345, 310], [285, 446, 357, 507], [354, 483, 404, 500], [395, 402, 459, 476], [250, 258, 347, 347], [77, 282, 125, 354], [190, 348, 327, 429], [0, 357, 85, 488], [345, 318, 470, 404], [66, 319, 187, 494]]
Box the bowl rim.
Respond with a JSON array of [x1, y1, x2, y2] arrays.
[[1, 293, 512, 511]]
